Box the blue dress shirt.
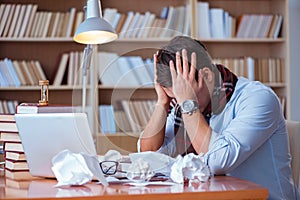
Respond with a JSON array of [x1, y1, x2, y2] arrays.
[[138, 77, 299, 200]]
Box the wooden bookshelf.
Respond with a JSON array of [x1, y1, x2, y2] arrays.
[[0, 0, 290, 154]]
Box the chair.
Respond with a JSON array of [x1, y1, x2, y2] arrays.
[[286, 120, 300, 190]]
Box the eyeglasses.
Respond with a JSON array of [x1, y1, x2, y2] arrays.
[[99, 161, 126, 175]]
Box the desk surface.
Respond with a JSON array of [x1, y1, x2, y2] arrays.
[[0, 175, 268, 200]]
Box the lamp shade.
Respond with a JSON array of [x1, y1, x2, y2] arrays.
[[73, 0, 118, 44]]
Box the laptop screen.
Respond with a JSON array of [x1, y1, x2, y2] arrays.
[[14, 113, 97, 178]]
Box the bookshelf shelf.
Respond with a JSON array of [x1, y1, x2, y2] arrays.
[[0, 37, 286, 43], [0, 0, 290, 154]]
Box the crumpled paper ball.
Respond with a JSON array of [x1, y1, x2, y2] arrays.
[[170, 153, 210, 184], [126, 158, 155, 182], [51, 149, 108, 187]]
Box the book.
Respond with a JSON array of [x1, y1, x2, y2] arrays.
[[7, 4, 21, 37], [49, 12, 60, 37], [0, 122, 18, 133], [0, 114, 15, 122], [15, 103, 80, 114], [14, 60, 29, 85], [209, 8, 225, 38], [3, 58, 21, 86], [65, 7, 76, 37], [53, 53, 69, 86], [0, 4, 12, 36], [13, 4, 26, 37], [99, 105, 116, 133], [5, 169, 40, 180], [2, 4, 15, 37], [33, 60, 47, 81], [18, 4, 33, 37], [4, 142, 23, 152], [0, 132, 21, 143], [119, 11, 134, 38], [5, 151, 25, 161], [5, 159, 28, 170], [41, 12, 52, 38], [98, 52, 123, 86], [24, 4, 38, 37], [197, 1, 211, 38], [19, 60, 35, 85]]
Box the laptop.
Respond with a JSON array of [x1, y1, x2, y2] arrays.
[[14, 112, 97, 178]]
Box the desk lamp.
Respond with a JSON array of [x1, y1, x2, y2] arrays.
[[73, 0, 117, 113]]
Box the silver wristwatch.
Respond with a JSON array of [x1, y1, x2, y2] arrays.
[[180, 100, 199, 115]]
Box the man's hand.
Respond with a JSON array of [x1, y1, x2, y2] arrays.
[[169, 49, 202, 104], [154, 52, 171, 107]]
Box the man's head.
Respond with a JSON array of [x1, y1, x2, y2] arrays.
[[156, 36, 214, 87]]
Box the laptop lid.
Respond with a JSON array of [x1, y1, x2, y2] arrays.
[[14, 113, 97, 178]]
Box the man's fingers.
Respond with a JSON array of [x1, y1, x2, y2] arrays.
[[169, 60, 176, 84], [182, 49, 189, 77], [175, 51, 183, 74], [189, 52, 197, 79]]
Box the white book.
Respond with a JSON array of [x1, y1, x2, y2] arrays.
[[119, 11, 134, 38], [209, 8, 225, 38], [7, 4, 21, 37], [140, 13, 155, 38], [223, 11, 230, 38], [67, 51, 75, 86], [273, 14, 283, 38], [98, 52, 122, 86], [183, 2, 191, 36], [99, 105, 116, 133], [0, 4, 5, 22], [124, 12, 141, 38], [65, 7, 76, 37], [0, 60, 11, 86], [160, 6, 177, 38], [137, 11, 151, 38], [33, 60, 47, 81], [111, 12, 121, 30], [127, 56, 153, 86], [2, 4, 15, 37], [32, 11, 43, 37], [24, 4, 38, 37], [0, 4, 11, 36], [175, 6, 185, 35], [18, 4, 33, 37], [12, 60, 26, 86], [197, 2, 211, 38], [3, 58, 21, 87], [236, 14, 251, 38], [250, 15, 264, 38], [41, 12, 52, 37], [246, 56, 255, 81], [258, 14, 274, 38], [53, 53, 69, 86], [118, 56, 141, 86], [13, 4, 26, 37], [50, 12, 60, 37], [38, 12, 49, 37]]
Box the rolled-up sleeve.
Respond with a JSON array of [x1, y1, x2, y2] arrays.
[[204, 86, 281, 175]]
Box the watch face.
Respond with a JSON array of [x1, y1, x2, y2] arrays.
[[182, 100, 194, 112]]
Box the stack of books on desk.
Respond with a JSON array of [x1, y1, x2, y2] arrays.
[[0, 114, 39, 181]]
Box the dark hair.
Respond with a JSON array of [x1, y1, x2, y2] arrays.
[[156, 36, 214, 87]]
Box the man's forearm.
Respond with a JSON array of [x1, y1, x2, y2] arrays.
[[139, 103, 168, 151]]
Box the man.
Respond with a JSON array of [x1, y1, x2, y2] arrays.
[[138, 36, 299, 199]]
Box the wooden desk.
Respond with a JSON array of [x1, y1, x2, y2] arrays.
[[0, 175, 268, 200]]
